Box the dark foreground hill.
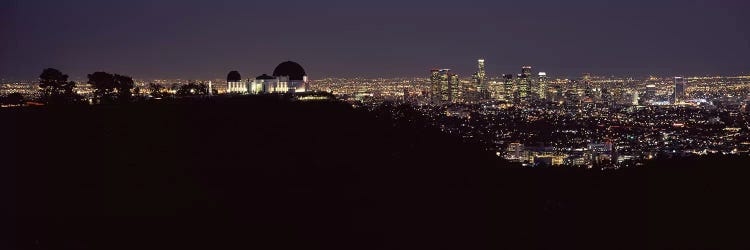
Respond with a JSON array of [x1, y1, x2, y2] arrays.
[[2, 96, 749, 249]]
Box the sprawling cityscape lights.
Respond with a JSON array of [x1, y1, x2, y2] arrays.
[[2, 59, 749, 168], [314, 60, 750, 168]]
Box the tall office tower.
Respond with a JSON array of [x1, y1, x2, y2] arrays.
[[537, 72, 548, 100], [488, 80, 504, 101], [517, 66, 532, 103], [631, 91, 640, 106], [471, 59, 488, 102], [449, 73, 460, 102], [477, 59, 486, 82], [644, 84, 657, 104], [516, 74, 529, 103], [580, 73, 592, 97], [503, 74, 515, 102], [673, 76, 686, 104], [430, 69, 442, 104], [430, 69, 458, 104]]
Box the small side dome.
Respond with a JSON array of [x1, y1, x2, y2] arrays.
[[227, 71, 242, 82]]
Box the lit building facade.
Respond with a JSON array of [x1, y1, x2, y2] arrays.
[[537, 72, 548, 100], [227, 71, 246, 93], [503, 74, 515, 101], [474, 59, 488, 101], [271, 61, 309, 93], [430, 69, 459, 104], [514, 66, 533, 103], [674, 76, 686, 104], [226, 61, 309, 95]]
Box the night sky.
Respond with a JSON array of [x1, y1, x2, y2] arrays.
[[1, 0, 749, 80]]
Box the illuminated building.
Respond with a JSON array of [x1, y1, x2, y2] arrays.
[[271, 61, 309, 93], [537, 72, 548, 100], [473, 59, 488, 101], [227, 71, 246, 93], [516, 77, 529, 103], [488, 80, 504, 101], [516, 74, 527, 103], [229, 61, 309, 95], [251, 74, 275, 94], [515, 66, 533, 103], [430, 69, 441, 102], [449, 74, 460, 102], [506, 142, 525, 162], [588, 142, 613, 153], [503, 74, 515, 102], [430, 69, 458, 104], [533, 154, 566, 166], [674, 76, 686, 104], [473, 59, 485, 88], [580, 73, 593, 99], [298, 73, 750, 167], [477, 59, 486, 82], [644, 84, 657, 103]]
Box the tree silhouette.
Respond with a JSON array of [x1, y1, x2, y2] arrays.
[[176, 84, 191, 96], [88, 72, 135, 104], [114, 74, 134, 103], [38, 68, 79, 104], [196, 83, 208, 95], [170, 84, 181, 94], [148, 83, 168, 99], [177, 83, 208, 97], [88, 72, 116, 104]]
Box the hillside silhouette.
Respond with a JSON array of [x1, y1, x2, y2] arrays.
[[3, 96, 749, 249]]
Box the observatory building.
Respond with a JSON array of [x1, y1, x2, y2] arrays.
[[228, 61, 309, 94]]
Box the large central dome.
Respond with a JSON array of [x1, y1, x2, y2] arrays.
[[272, 61, 306, 81]]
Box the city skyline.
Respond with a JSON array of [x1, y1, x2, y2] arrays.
[[2, 61, 749, 83], [5, 1, 750, 249], [2, 0, 749, 80]]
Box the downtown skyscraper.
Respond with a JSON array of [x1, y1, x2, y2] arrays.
[[470, 59, 489, 103], [537, 72, 548, 100], [430, 69, 459, 104], [475, 59, 486, 93], [503, 74, 515, 102], [673, 76, 686, 104], [517, 66, 532, 103]]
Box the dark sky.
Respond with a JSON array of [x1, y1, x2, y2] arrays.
[[1, 0, 749, 80]]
